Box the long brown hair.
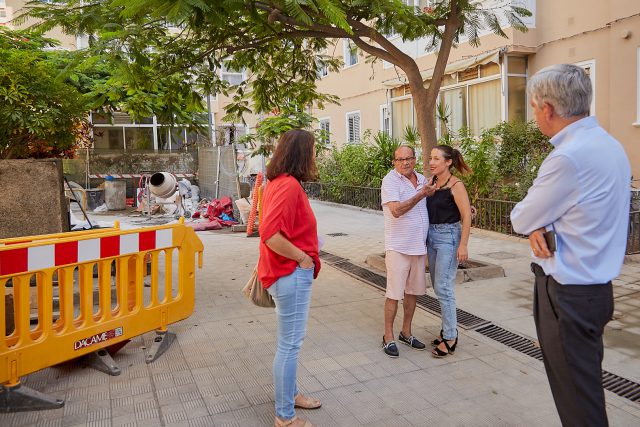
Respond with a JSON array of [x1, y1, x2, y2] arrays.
[[266, 129, 318, 182], [435, 145, 472, 175]]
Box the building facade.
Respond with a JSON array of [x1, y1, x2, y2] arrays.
[[211, 0, 640, 182]]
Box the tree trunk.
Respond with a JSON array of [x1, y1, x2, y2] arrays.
[[407, 1, 462, 176]]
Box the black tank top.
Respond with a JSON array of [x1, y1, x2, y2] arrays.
[[427, 186, 461, 224]]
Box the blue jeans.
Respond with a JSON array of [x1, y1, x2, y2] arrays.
[[267, 267, 314, 420], [427, 222, 461, 340]]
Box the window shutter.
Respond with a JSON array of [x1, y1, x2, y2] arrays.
[[354, 114, 360, 143], [347, 113, 361, 143]]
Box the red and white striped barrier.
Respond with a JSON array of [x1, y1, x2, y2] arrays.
[[89, 173, 196, 179], [0, 229, 173, 277]]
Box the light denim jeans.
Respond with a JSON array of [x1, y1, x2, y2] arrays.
[[427, 222, 461, 341], [267, 266, 314, 420]]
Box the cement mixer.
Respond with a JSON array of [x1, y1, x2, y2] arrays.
[[149, 172, 178, 199], [140, 172, 192, 218]]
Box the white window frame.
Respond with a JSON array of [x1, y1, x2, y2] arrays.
[[575, 59, 596, 116], [635, 47, 640, 127], [379, 104, 391, 136], [434, 73, 502, 138], [318, 118, 331, 146], [317, 56, 328, 78], [345, 111, 361, 144], [343, 39, 358, 68], [220, 59, 245, 86]]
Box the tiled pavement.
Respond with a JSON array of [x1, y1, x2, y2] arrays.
[[2, 201, 640, 426]]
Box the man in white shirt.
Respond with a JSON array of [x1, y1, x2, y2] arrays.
[[381, 145, 435, 358], [511, 64, 631, 426]]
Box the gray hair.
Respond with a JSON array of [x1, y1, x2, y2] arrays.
[[527, 64, 592, 118], [395, 144, 415, 158]]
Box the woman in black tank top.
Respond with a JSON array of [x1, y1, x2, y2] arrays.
[[426, 145, 472, 358]]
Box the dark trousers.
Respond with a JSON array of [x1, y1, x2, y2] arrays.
[[531, 263, 613, 427]]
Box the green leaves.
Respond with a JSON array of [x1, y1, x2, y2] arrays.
[[446, 121, 551, 202], [317, 131, 401, 187], [14, 0, 531, 158], [0, 33, 89, 158]]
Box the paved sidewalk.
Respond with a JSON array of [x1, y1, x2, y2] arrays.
[[2, 202, 639, 426]]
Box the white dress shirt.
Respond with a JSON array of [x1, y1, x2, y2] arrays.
[[511, 116, 631, 285]]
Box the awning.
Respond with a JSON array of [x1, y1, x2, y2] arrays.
[[382, 48, 502, 88]]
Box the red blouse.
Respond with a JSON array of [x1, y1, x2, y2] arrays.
[[258, 174, 321, 288]]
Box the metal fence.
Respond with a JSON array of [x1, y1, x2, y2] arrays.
[[471, 198, 524, 237], [629, 210, 640, 255], [302, 182, 382, 210], [304, 182, 640, 255]]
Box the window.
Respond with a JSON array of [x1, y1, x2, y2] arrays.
[[221, 60, 245, 86], [575, 59, 596, 115], [317, 56, 328, 78], [440, 87, 467, 136], [343, 40, 358, 67], [507, 56, 527, 123], [346, 111, 361, 143], [319, 119, 331, 145], [217, 124, 246, 145], [380, 105, 391, 135], [470, 79, 501, 133], [392, 98, 412, 138], [434, 63, 504, 137], [93, 127, 125, 150], [125, 128, 153, 150]]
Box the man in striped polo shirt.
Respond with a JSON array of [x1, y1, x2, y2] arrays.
[[381, 145, 435, 358]]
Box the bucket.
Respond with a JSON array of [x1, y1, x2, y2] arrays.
[[149, 172, 177, 199], [104, 180, 126, 210], [86, 189, 105, 211]]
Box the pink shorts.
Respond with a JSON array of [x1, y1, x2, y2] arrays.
[[385, 250, 427, 300]]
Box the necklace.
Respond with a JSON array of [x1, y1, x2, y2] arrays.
[[437, 174, 452, 189]]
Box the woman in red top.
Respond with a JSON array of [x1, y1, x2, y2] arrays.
[[258, 129, 322, 427]]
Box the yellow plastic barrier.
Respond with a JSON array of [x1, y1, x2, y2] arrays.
[[0, 219, 203, 392]]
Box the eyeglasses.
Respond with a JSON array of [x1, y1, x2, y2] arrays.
[[394, 156, 416, 163]]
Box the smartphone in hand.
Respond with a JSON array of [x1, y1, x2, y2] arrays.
[[543, 230, 557, 253]]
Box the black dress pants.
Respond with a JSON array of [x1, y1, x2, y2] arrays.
[[531, 263, 613, 427]]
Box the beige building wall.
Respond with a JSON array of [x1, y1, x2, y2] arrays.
[[514, 0, 640, 181], [2, 0, 78, 49]]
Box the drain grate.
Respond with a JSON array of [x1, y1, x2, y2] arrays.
[[333, 261, 388, 288], [321, 251, 489, 330], [476, 324, 543, 360], [327, 232, 348, 237], [321, 250, 640, 404], [476, 325, 640, 402], [602, 372, 640, 402], [319, 251, 348, 265], [417, 295, 490, 330]]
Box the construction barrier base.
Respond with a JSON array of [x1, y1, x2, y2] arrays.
[[145, 331, 176, 364], [82, 349, 121, 376], [0, 384, 64, 413]]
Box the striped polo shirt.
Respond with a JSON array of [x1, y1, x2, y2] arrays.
[[381, 169, 429, 255]]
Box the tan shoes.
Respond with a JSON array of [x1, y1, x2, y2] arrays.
[[274, 416, 316, 427], [294, 393, 322, 409]]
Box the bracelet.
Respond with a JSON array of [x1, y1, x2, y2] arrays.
[[296, 253, 307, 264]]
